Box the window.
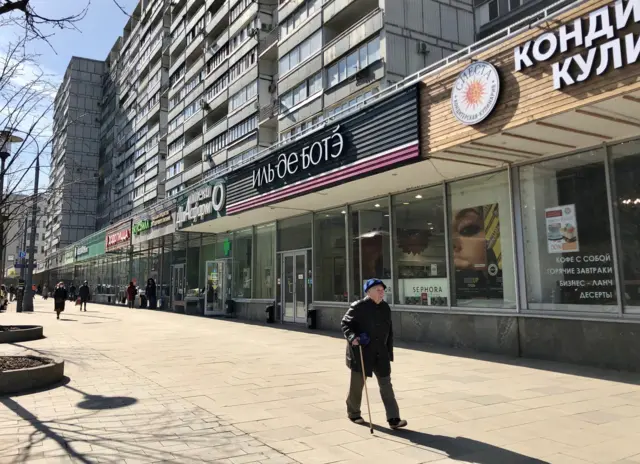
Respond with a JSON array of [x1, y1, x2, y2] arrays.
[[168, 136, 184, 155], [611, 140, 640, 311], [232, 228, 252, 298], [520, 149, 614, 311], [449, 171, 514, 308], [134, 185, 144, 199], [351, 198, 392, 301], [327, 36, 381, 89], [230, 81, 258, 111], [135, 147, 146, 159], [227, 115, 257, 143], [279, 115, 322, 141], [326, 88, 377, 119], [170, 64, 186, 87], [279, 30, 321, 74], [204, 133, 226, 155], [167, 160, 184, 178], [145, 132, 159, 151], [136, 125, 148, 141], [229, 49, 257, 81], [230, 17, 259, 53], [393, 187, 447, 306], [169, 94, 181, 110], [205, 73, 229, 101], [280, 0, 319, 39], [206, 44, 228, 74], [186, 14, 205, 46], [280, 73, 321, 111], [231, 0, 254, 22], [183, 100, 199, 120], [135, 166, 144, 179], [168, 114, 184, 132], [181, 73, 202, 99], [314, 207, 347, 302], [254, 223, 275, 298]]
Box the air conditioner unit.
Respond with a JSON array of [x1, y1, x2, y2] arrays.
[[260, 23, 273, 32], [417, 42, 430, 54], [200, 99, 211, 110], [268, 82, 277, 94], [248, 28, 258, 37]]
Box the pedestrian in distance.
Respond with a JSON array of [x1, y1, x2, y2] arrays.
[[146, 278, 157, 309], [69, 283, 76, 301], [42, 283, 48, 300], [126, 282, 137, 309], [53, 282, 68, 320], [341, 278, 408, 430], [78, 281, 90, 312], [0, 285, 7, 311], [8, 284, 14, 302]]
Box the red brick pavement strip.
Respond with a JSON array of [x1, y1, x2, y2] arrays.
[[2, 298, 640, 463]]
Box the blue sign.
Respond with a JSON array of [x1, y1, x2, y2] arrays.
[[18, 251, 26, 259]]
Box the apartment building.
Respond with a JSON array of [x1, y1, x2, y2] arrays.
[[99, 0, 171, 226], [474, 0, 560, 39], [44, 57, 104, 257], [163, 0, 475, 195]]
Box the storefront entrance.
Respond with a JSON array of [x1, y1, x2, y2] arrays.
[[204, 260, 231, 316], [171, 264, 185, 308], [280, 251, 309, 323]]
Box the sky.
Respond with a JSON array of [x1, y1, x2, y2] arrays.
[[0, 0, 139, 192]]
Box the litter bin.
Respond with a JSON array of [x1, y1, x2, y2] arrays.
[[225, 299, 235, 316], [265, 304, 275, 323], [307, 308, 317, 329]]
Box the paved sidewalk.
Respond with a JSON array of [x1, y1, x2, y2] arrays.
[[2, 299, 640, 463]]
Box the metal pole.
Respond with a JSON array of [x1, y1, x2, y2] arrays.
[[23, 154, 39, 312], [0, 156, 5, 280], [20, 215, 27, 280]]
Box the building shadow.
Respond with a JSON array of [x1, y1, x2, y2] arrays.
[[372, 427, 549, 463]]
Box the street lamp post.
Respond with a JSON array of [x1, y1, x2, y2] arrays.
[[22, 152, 40, 313], [0, 130, 23, 281]]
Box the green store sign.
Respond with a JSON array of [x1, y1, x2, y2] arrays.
[[132, 210, 172, 236], [132, 219, 151, 235]]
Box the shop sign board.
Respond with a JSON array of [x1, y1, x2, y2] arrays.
[[226, 84, 421, 215], [105, 227, 131, 251], [450, 61, 500, 125], [513, 0, 640, 89], [176, 182, 226, 229], [132, 209, 176, 244], [75, 245, 89, 258], [545, 204, 580, 253]]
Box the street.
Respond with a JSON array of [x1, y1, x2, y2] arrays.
[[2, 299, 640, 463]]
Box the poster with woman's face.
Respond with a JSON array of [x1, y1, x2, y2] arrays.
[[451, 204, 503, 300]]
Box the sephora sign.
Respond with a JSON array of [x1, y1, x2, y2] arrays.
[[514, 0, 640, 89]]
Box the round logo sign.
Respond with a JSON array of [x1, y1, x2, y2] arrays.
[[450, 61, 500, 126]]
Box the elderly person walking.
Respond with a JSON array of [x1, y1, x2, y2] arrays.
[[341, 278, 407, 430]]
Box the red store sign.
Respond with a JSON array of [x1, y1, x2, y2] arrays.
[[106, 229, 131, 250]]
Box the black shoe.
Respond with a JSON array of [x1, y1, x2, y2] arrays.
[[388, 418, 407, 429], [349, 417, 365, 425]]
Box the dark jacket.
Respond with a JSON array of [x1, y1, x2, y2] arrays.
[[145, 282, 156, 298], [79, 284, 90, 300], [126, 285, 137, 300], [341, 297, 394, 378], [54, 287, 68, 310]]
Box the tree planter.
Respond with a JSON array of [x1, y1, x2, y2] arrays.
[[0, 355, 64, 395], [0, 325, 43, 343]]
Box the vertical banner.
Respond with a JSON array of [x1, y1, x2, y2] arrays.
[[545, 204, 579, 254], [452, 204, 503, 300]]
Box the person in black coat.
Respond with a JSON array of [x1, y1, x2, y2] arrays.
[[53, 282, 68, 320], [78, 281, 90, 312], [341, 278, 407, 430], [146, 278, 157, 309]]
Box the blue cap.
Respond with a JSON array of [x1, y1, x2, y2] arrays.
[[363, 278, 386, 294]]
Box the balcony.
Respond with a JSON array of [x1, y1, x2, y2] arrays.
[[258, 101, 279, 124], [182, 162, 203, 182], [183, 134, 203, 158], [259, 27, 278, 57], [206, 2, 229, 37], [171, 5, 188, 34], [183, 108, 204, 133], [323, 8, 382, 64], [203, 117, 227, 144]]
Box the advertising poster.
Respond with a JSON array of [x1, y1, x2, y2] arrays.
[[400, 278, 449, 306], [546, 204, 579, 254], [452, 204, 503, 300]]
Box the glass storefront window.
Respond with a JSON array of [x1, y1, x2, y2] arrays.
[[609, 142, 640, 309], [351, 198, 392, 301], [520, 149, 616, 311], [254, 223, 275, 299], [393, 187, 447, 306], [232, 228, 252, 298], [448, 171, 515, 308], [277, 214, 312, 251], [314, 207, 347, 302], [186, 233, 202, 297]]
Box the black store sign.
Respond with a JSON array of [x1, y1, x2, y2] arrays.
[[226, 84, 421, 215]]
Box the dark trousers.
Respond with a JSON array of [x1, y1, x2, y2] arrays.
[[346, 368, 400, 421], [128, 299, 134, 308], [80, 299, 87, 311]]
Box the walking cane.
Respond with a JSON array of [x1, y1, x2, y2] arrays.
[[358, 346, 374, 434]]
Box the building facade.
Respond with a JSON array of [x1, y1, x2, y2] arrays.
[[40, 0, 640, 370], [3, 195, 46, 278], [44, 57, 105, 256]]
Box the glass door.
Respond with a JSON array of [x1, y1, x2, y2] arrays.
[[171, 264, 185, 304], [205, 260, 230, 316], [280, 251, 308, 323]]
